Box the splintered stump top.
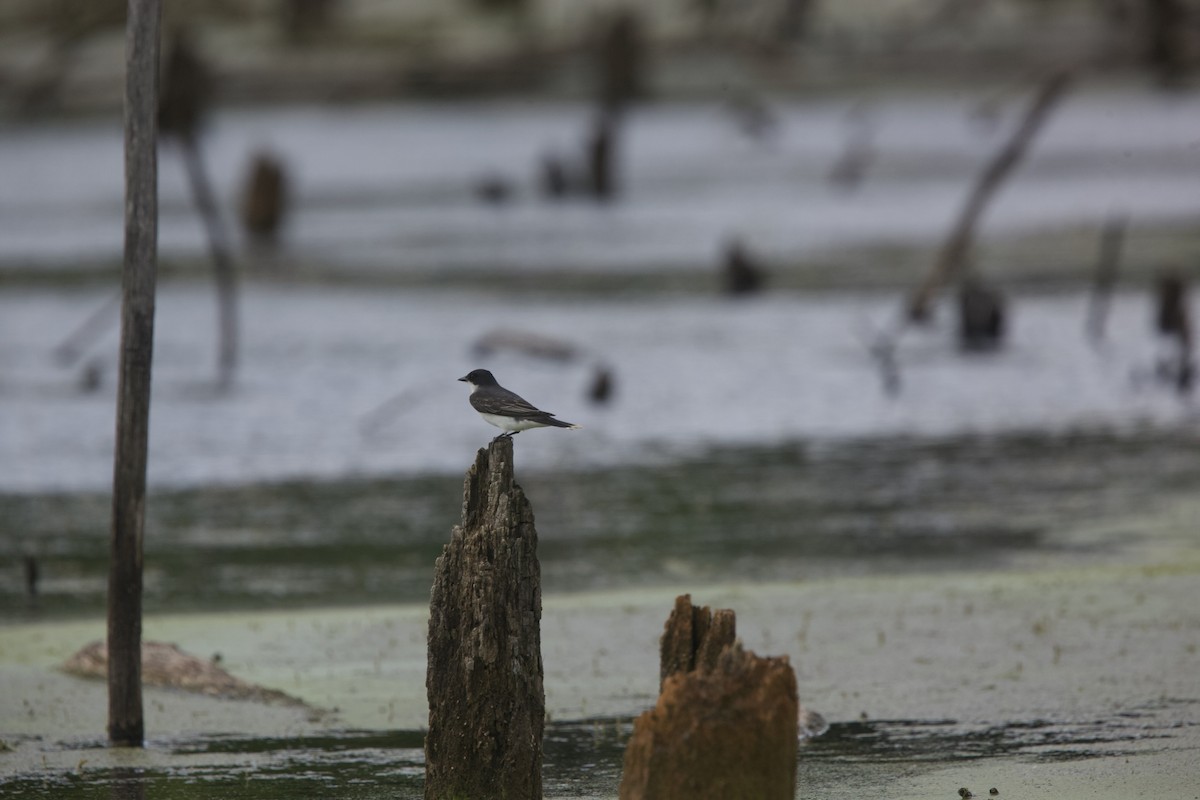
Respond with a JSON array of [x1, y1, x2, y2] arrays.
[[659, 593, 737, 689], [425, 436, 545, 800], [621, 594, 799, 800]]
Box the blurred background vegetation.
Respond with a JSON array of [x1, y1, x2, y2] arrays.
[[0, 0, 1194, 115]]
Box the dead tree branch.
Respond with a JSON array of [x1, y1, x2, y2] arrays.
[[907, 70, 1072, 322]]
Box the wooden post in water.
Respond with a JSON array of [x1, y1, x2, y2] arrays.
[[108, 0, 161, 748], [425, 436, 544, 800]]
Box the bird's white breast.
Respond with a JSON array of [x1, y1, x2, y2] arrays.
[[480, 413, 545, 432]]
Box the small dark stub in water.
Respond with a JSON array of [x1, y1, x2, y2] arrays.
[[958, 278, 1006, 352]]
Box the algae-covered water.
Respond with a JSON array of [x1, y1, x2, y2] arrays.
[[3, 564, 1199, 799], [2, 428, 1199, 799], [2, 427, 1199, 622]]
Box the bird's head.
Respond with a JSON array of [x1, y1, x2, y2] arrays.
[[459, 369, 498, 387]]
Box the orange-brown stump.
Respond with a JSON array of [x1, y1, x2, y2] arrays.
[[425, 436, 544, 800], [620, 596, 799, 800], [658, 593, 737, 688]]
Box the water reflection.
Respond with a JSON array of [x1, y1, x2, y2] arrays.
[[109, 769, 145, 800]]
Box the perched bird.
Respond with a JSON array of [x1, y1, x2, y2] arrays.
[[459, 369, 580, 436]]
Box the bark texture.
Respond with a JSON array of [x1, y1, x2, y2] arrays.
[[620, 640, 799, 800], [425, 436, 544, 800]]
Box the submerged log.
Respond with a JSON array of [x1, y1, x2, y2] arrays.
[[65, 640, 305, 706], [425, 435, 544, 800]]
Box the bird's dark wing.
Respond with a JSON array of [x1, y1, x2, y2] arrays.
[[470, 386, 556, 419]]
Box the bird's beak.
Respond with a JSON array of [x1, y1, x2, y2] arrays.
[[458, 375, 469, 382]]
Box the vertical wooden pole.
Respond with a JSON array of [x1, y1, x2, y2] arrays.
[[108, 0, 161, 748]]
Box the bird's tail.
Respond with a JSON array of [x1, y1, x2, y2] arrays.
[[544, 416, 581, 429]]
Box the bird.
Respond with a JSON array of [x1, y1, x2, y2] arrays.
[[459, 369, 580, 436]]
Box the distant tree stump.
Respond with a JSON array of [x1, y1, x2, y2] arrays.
[[586, 114, 618, 202], [538, 152, 571, 199], [1155, 272, 1190, 343], [957, 277, 1006, 351], [1145, 0, 1188, 88], [425, 436, 544, 800], [240, 151, 289, 246], [721, 238, 766, 296], [587, 363, 615, 405], [596, 9, 645, 113], [1154, 271, 1194, 393], [282, 0, 339, 45]]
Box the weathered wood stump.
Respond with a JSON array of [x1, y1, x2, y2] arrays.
[[620, 595, 799, 800], [596, 9, 645, 114], [586, 113, 618, 202], [721, 238, 766, 297], [425, 436, 544, 800], [658, 593, 737, 689], [957, 277, 1006, 351], [157, 30, 211, 144], [1154, 272, 1194, 393]]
